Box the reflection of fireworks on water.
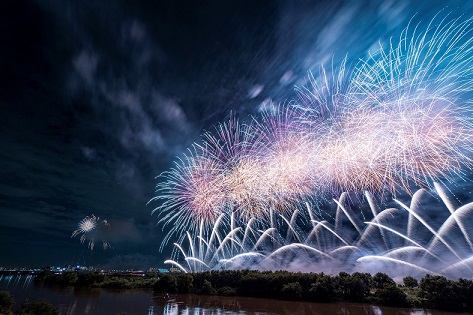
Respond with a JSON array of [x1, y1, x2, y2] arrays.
[[152, 15, 473, 261], [71, 214, 111, 250], [165, 184, 473, 280]]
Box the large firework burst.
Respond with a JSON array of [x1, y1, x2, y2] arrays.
[[152, 14, 473, 249]]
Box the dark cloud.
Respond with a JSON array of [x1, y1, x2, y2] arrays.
[[101, 218, 144, 244], [100, 253, 160, 270]]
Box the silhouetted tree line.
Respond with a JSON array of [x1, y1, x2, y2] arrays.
[[0, 290, 59, 315], [33, 270, 473, 312], [153, 270, 473, 312], [34, 270, 157, 289]]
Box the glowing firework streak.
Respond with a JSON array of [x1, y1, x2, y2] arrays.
[[165, 184, 473, 279], [220, 252, 266, 264], [264, 243, 334, 261]]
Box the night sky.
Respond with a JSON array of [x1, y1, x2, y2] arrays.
[[1, 0, 473, 269]]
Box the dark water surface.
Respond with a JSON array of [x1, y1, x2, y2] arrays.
[[1, 275, 471, 315]]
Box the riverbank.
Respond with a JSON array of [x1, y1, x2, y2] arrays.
[[1, 280, 471, 315], [34, 270, 473, 313]]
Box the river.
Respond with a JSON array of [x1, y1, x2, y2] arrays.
[[1, 275, 471, 315]]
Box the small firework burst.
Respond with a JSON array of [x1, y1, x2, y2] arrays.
[[72, 214, 111, 250]]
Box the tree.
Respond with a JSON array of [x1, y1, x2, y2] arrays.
[[0, 290, 15, 315], [177, 274, 194, 293], [146, 271, 157, 278], [419, 275, 462, 311], [334, 272, 369, 302], [17, 300, 59, 315], [403, 276, 418, 288], [76, 272, 105, 286], [309, 275, 335, 303], [375, 284, 408, 307], [239, 275, 259, 296], [60, 271, 78, 286], [199, 280, 217, 295], [334, 272, 350, 299], [372, 272, 395, 289], [351, 272, 372, 287], [349, 273, 371, 300], [457, 278, 473, 312], [281, 282, 303, 300], [34, 270, 55, 285], [154, 275, 178, 293]]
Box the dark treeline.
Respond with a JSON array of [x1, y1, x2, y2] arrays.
[[34, 270, 158, 289], [0, 290, 59, 315], [154, 270, 473, 312], [34, 270, 473, 312]]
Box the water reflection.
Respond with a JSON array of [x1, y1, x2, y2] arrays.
[[0, 274, 34, 290], [0, 276, 471, 315], [153, 294, 470, 315], [0, 275, 155, 314]]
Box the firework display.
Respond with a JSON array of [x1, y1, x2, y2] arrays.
[[71, 214, 111, 250], [166, 184, 473, 280], [152, 15, 473, 277]]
